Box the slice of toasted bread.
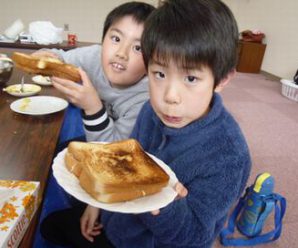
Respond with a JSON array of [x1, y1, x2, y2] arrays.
[[65, 141, 106, 177], [65, 139, 170, 203], [12, 52, 81, 82], [65, 152, 82, 177], [79, 172, 166, 203]]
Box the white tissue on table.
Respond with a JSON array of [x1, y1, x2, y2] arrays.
[[29, 21, 63, 45], [0, 188, 15, 210], [3, 19, 25, 41]]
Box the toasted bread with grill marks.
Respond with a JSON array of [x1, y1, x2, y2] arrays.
[[12, 52, 81, 82], [65, 139, 170, 203]]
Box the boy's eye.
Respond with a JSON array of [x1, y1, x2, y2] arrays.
[[111, 35, 120, 42], [185, 76, 197, 84], [154, 71, 165, 79], [133, 45, 142, 53]]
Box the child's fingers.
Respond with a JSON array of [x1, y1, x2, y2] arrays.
[[52, 76, 78, 89], [87, 222, 102, 237], [151, 209, 160, 215], [89, 229, 101, 236], [80, 206, 101, 242], [52, 81, 74, 94], [87, 219, 95, 234], [78, 67, 91, 86], [150, 183, 187, 215], [80, 218, 93, 242], [93, 223, 103, 230], [82, 220, 95, 242], [52, 77, 81, 101], [150, 183, 187, 216], [175, 182, 188, 199], [84, 221, 102, 242], [82, 230, 93, 242]]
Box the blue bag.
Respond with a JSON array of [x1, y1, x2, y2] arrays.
[[220, 173, 286, 246]]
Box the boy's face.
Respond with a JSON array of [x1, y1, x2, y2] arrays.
[[101, 16, 146, 88], [148, 59, 225, 128]]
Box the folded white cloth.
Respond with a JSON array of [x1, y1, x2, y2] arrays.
[[29, 21, 63, 45]]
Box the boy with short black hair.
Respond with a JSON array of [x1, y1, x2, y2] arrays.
[[34, 2, 155, 247], [98, 0, 251, 247], [41, 0, 251, 247], [33, 1, 155, 142]]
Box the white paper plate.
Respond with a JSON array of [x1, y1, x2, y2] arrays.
[[3, 84, 41, 97], [53, 147, 178, 213], [32, 75, 52, 86], [10, 96, 68, 115]]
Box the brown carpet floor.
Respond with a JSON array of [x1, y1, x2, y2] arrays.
[[213, 72, 298, 247]]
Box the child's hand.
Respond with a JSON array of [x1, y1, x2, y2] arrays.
[[80, 205, 102, 242], [151, 182, 188, 215], [52, 68, 103, 114], [31, 50, 60, 59]]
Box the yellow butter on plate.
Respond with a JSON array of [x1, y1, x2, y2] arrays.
[[3, 84, 41, 97], [19, 98, 31, 111]]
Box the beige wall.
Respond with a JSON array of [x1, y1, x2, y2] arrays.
[[0, 0, 157, 43], [223, 0, 298, 79], [0, 0, 297, 78]]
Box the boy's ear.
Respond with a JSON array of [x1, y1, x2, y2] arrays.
[[214, 69, 236, 93]]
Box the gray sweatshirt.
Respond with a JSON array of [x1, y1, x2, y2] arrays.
[[51, 45, 149, 142]]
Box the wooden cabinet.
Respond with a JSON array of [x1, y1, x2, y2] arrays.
[[237, 41, 266, 73]]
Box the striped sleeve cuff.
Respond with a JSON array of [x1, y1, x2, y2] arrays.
[[81, 107, 110, 132]]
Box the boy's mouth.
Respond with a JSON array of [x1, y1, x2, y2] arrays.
[[111, 62, 126, 71], [162, 114, 182, 124]]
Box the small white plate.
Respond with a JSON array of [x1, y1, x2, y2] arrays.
[[53, 146, 178, 214], [32, 75, 52, 86], [10, 96, 68, 115], [3, 84, 41, 97]]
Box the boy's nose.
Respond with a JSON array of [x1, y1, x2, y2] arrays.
[[164, 84, 181, 104], [116, 45, 129, 61]]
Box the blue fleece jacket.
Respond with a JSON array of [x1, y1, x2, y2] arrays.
[[101, 93, 251, 248]]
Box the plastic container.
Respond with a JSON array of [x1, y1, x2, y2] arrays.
[[280, 79, 298, 102]]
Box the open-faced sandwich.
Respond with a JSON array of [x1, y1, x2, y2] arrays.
[[12, 52, 81, 82]]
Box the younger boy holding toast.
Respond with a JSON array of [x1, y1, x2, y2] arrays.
[[41, 0, 251, 247]]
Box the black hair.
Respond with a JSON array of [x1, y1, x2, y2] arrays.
[[141, 0, 239, 86], [102, 1, 155, 42]]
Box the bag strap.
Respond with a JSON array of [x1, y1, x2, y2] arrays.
[[220, 193, 286, 246]]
